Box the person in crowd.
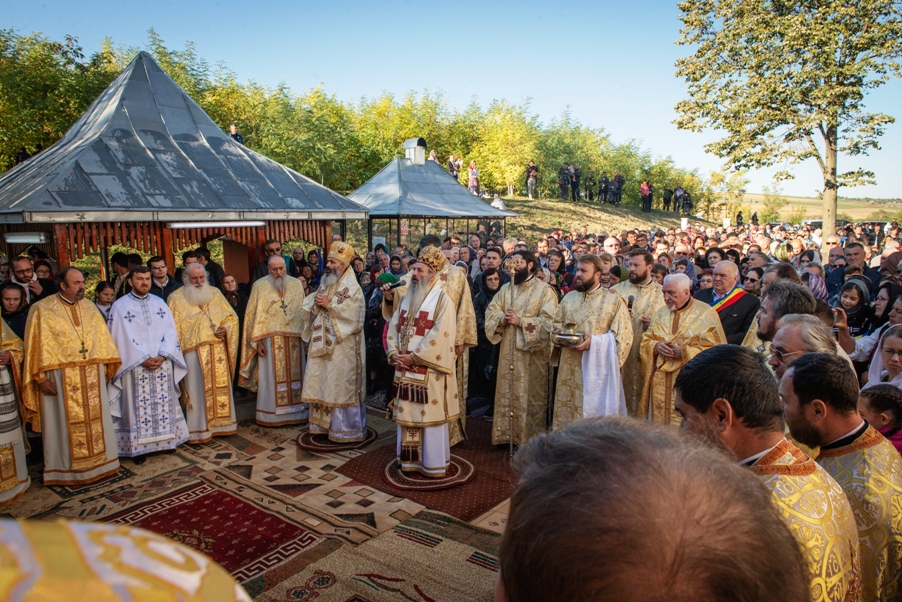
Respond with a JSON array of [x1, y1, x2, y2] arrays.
[[238, 256, 308, 426], [754, 280, 816, 347], [861, 323, 902, 389], [107, 267, 188, 464], [228, 123, 243, 144], [172, 250, 198, 283], [704, 247, 725, 269], [471, 268, 502, 406], [10, 256, 57, 304], [389, 255, 405, 278], [782, 353, 902, 601], [833, 279, 872, 337], [827, 242, 879, 296], [858, 384, 902, 455], [386, 248, 459, 477], [22, 268, 121, 486], [674, 345, 861, 602], [800, 272, 829, 301], [468, 161, 480, 194], [767, 314, 846, 380], [613, 250, 666, 417], [650, 263, 667, 284], [694, 260, 760, 345], [697, 269, 714, 289], [33, 260, 52, 280], [743, 266, 764, 296], [639, 273, 726, 425], [248, 240, 300, 289], [147, 256, 182, 302], [525, 161, 538, 200], [365, 273, 394, 395], [484, 251, 558, 446], [167, 263, 239, 443], [0, 316, 28, 505], [1, 282, 29, 338], [639, 180, 652, 213], [195, 248, 225, 289], [448, 154, 460, 180], [300, 243, 368, 443], [221, 274, 246, 325], [497, 417, 810, 602], [551, 255, 632, 429]]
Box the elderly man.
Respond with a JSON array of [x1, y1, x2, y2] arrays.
[[239, 256, 308, 426], [603, 237, 621, 257], [612, 250, 665, 416], [639, 274, 726, 426], [694, 260, 760, 344], [497, 418, 810, 602], [768, 314, 849, 380], [382, 235, 476, 446], [551, 255, 632, 429], [108, 267, 188, 463], [782, 354, 902, 601], [22, 268, 121, 485], [675, 346, 861, 602], [386, 247, 459, 477], [755, 280, 816, 346], [300, 243, 367, 442], [485, 250, 559, 446], [168, 263, 239, 442]]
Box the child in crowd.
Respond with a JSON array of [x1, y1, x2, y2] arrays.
[[858, 384, 902, 455]]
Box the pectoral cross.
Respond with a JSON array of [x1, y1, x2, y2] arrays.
[[279, 297, 288, 316], [79, 345, 87, 358]]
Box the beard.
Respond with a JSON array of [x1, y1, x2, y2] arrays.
[[320, 269, 341, 290], [182, 282, 214, 306], [267, 274, 286, 296], [513, 266, 530, 285], [785, 413, 823, 449], [407, 275, 433, 314], [574, 275, 597, 293], [628, 267, 649, 284]]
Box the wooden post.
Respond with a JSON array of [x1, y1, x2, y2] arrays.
[[54, 224, 71, 269], [324, 220, 332, 254], [161, 226, 175, 275], [367, 219, 373, 251]]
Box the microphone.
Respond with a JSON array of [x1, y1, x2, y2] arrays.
[[386, 281, 406, 290], [627, 295, 635, 310]]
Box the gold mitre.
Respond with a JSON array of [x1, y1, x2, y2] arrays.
[[417, 246, 446, 273], [328, 242, 355, 266]]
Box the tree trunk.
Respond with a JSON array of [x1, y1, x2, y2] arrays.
[[821, 124, 838, 250], [508, 183, 514, 197]]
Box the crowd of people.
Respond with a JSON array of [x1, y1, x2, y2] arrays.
[[0, 216, 900, 600]]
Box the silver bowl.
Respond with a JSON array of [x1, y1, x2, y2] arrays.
[[553, 330, 586, 348]]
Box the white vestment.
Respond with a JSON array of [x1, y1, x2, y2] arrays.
[[108, 293, 188, 457]]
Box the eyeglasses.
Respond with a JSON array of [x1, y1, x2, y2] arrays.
[[881, 348, 902, 360], [746, 277, 760, 284], [699, 278, 713, 284], [265, 246, 281, 254], [770, 347, 804, 363]]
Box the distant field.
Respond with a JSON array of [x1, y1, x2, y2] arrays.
[[743, 193, 902, 221]]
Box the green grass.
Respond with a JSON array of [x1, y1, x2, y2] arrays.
[[743, 193, 902, 222]]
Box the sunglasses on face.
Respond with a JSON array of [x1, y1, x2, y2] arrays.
[[265, 247, 281, 254], [770, 347, 803, 363]]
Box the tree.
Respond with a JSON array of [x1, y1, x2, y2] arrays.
[[471, 100, 538, 196], [708, 170, 749, 221], [674, 0, 902, 245], [759, 184, 789, 225]]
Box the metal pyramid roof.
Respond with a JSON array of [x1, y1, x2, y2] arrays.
[[0, 51, 367, 223], [348, 157, 516, 218]]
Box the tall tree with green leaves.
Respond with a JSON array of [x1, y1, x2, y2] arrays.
[[674, 0, 902, 245]]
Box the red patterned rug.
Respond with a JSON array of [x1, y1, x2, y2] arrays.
[[296, 426, 378, 452], [337, 419, 513, 522], [106, 482, 323, 582], [383, 455, 476, 491]]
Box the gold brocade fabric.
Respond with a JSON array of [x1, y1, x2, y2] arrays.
[[386, 288, 460, 428], [196, 340, 236, 428], [484, 277, 559, 446], [741, 315, 771, 357], [238, 276, 305, 391], [638, 298, 726, 425], [301, 267, 366, 410], [22, 295, 120, 432], [753, 440, 862, 602], [0, 519, 251, 601], [551, 287, 632, 430], [168, 287, 239, 371], [612, 280, 665, 416], [817, 427, 902, 602]]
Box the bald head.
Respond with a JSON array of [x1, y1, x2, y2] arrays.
[[712, 260, 739, 295]]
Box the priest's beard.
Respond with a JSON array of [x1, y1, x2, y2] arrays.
[[513, 266, 530, 285], [319, 268, 340, 290], [574, 274, 598, 293], [183, 282, 214, 306], [628, 265, 650, 284], [266, 274, 287, 296], [785, 413, 823, 449], [407, 274, 433, 315]]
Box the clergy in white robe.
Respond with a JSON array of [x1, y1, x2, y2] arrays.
[[22, 268, 122, 486], [239, 256, 308, 426], [0, 319, 29, 505], [386, 247, 459, 477], [107, 268, 189, 460], [300, 243, 367, 442]]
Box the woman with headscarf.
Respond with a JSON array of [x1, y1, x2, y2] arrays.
[[673, 258, 699, 291], [389, 255, 405, 278], [471, 268, 503, 405], [868, 281, 902, 336], [863, 324, 902, 389], [801, 272, 829, 302], [833, 277, 873, 337], [879, 251, 902, 284], [364, 272, 397, 395]]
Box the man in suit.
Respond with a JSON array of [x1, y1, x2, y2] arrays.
[[694, 260, 760, 345]]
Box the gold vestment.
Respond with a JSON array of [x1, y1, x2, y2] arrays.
[[612, 279, 665, 416]]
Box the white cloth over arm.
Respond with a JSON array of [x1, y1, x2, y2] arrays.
[[581, 333, 627, 418]]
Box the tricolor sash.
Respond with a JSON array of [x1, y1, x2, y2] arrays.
[[391, 282, 442, 404], [711, 287, 746, 313]]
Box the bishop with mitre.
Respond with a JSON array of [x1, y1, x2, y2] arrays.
[[239, 255, 308, 426], [301, 242, 367, 443], [22, 268, 122, 485], [551, 254, 632, 430], [386, 247, 459, 477], [108, 266, 189, 462], [168, 263, 239, 442]]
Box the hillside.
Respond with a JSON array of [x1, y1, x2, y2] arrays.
[[743, 193, 902, 222], [503, 197, 694, 243]]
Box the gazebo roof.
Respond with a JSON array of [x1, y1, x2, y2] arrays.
[[0, 51, 367, 223], [348, 157, 516, 219]]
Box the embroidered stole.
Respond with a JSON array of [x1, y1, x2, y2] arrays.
[[391, 283, 442, 405]]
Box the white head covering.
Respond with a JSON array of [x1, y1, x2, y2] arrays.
[[863, 324, 902, 390]]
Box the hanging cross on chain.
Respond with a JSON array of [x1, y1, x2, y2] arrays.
[[279, 297, 288, 316]]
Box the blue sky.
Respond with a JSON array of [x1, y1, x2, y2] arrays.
[[7, 0, 901, 198]]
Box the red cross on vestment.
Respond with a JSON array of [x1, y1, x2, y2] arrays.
[[525, 323, 536, 333], [397, 309, 408, 332], [335, 288, 351, 304], [413, 311, 435, 336]]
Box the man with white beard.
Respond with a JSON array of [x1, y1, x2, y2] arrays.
[[386, 247, 459, 477], [239, 256, 308, 426], [300, 243, 367, 442], [167, 263, 239, 442]]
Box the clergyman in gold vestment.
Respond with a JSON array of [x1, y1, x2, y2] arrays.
[[551, 254, 632, 430], [168, 263, 239, 442], [485, 251, 558, 446], [639, 273, 725, 425], [239, 256, 308, 426], [22, 268, 122, 486], [612, 249, 664, 417], [0, 319, 29, 504]]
